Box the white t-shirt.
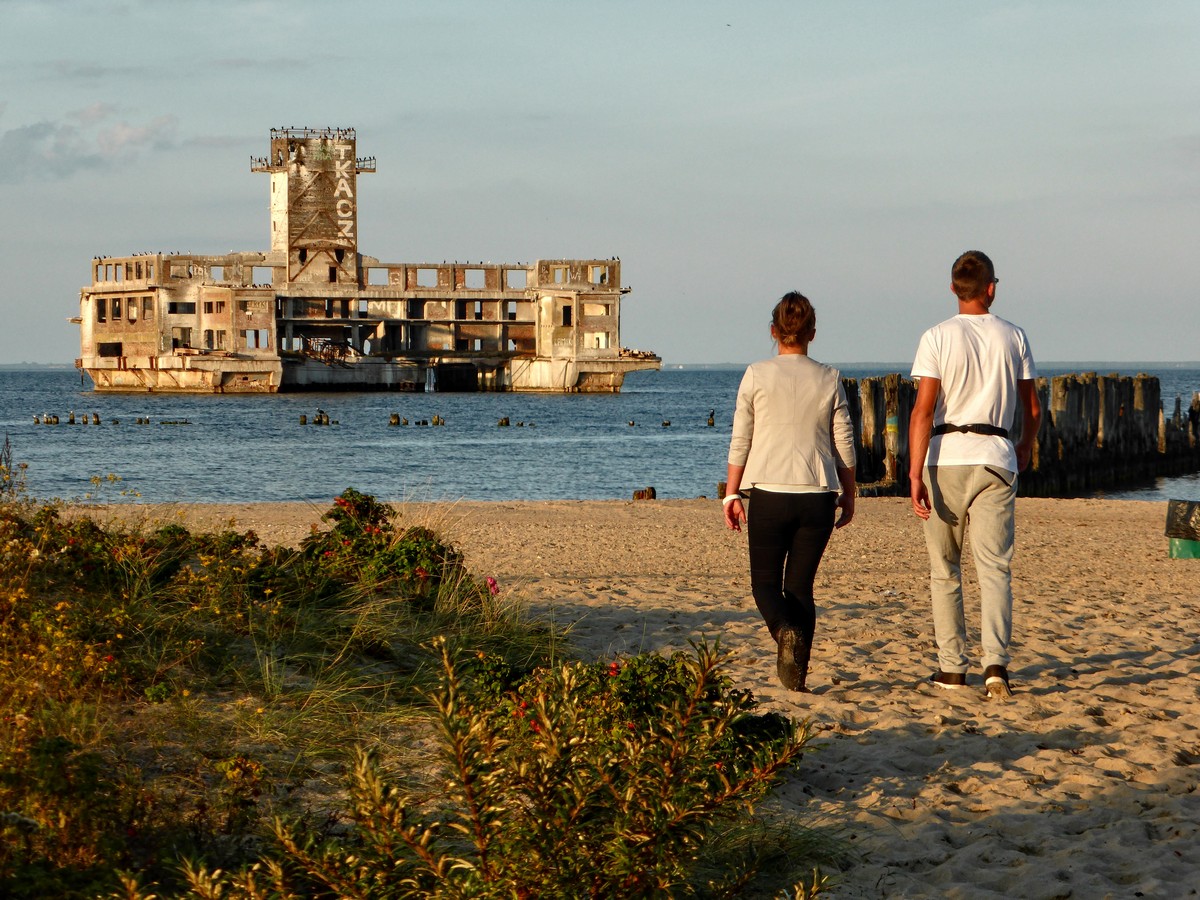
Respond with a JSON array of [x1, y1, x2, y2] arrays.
[[911, 313, 1037, 473]]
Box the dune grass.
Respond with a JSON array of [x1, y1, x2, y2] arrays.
[[1, 446, 844, 898]]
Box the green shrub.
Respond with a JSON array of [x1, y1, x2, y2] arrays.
[[300, 488, 469, 596], [171, 639, 816, 899]]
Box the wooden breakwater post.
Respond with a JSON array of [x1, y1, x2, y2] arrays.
[[848, 372, 1200, 498]]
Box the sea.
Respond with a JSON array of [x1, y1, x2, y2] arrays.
[[2, 364, 1199, 506]]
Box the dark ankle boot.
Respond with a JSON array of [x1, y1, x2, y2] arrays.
[[776, 626, 811, 692]]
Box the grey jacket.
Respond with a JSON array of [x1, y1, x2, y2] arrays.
[[727, 354, 856, 491]]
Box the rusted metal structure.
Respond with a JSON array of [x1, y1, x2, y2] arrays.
[[75, 127, 660, 393]]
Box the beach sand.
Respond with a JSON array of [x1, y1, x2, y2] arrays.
[[96, 496, 1200, 898]]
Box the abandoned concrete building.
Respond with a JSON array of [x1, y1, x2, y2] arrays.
[[75, 127, 660, 393]]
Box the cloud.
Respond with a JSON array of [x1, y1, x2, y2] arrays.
[[0, 113, 177, 183]]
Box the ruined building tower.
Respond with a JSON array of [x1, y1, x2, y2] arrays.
[[75, 127, 659, 392], [255, 127, 373, 286]]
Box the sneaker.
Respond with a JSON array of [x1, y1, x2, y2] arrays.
[[983, 665, 1012, 699], [776, 626, 806, 691], [930, 671, 967, 690]]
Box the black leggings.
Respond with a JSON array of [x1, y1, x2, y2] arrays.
[[747, 488, 837, 641]]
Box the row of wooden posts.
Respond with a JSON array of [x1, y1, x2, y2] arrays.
[[848, 372, 1200, 497]]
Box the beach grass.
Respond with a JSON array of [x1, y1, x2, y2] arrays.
[[0, 468, 838, 898]]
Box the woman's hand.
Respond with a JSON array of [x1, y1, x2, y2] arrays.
[[835, 491, 855, 528], [723, 496, 746, 532]]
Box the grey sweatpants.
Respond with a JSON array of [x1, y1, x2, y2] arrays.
[[921, 464, 1017, 673]]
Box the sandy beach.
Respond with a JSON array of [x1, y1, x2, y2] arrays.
[[95, 496, 1200, 898]]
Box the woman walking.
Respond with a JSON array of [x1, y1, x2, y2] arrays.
[[724, 292, 856, 691]]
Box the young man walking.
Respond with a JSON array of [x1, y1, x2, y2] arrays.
[[908, 251, 1041, 699]]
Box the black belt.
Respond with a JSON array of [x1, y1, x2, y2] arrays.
[[933, 423, 1009, 439]]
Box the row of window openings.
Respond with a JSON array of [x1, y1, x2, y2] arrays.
[[96, 261, 608, 289], [169, 328, 269, 351], [361, 267, 607, 289], [286, 300, 535, 320], [101, 298, 598, 327], [96, 261, 155, 283], [98, 298, 271, 322], [96, 297, 153, 324]]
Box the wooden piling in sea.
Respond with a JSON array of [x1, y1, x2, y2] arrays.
[[850, 373, 1200, 498]]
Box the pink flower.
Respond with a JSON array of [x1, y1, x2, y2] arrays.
[[486, 576, 499, 595]]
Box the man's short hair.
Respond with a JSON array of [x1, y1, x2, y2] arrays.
[[951, 250, 996, 301]]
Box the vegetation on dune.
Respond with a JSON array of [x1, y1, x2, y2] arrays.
[[0, 440, 843, 898]]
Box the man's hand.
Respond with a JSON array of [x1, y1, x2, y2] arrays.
[[1016, 441, 1034, 472], [911, 479, 932, 520]]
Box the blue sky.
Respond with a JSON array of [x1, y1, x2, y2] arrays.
[[2, 0, 1197, 367]]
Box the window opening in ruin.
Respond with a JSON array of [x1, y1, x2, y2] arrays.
[[473, 339, 483, 351], [583, 302, 608, 317], [474, 301, 483, 320], [505, 269, 527, 289], [98, 342, 122, 358], [299, 249, 308, 263], [135, 262, 143, 279], [115, 265, 124, 283], [407, 299, 423, 318], [125, 263, 134, 280], [466, 269, 485, 289], [589, 265, 608, 285], [241, 329, 269, 349], [417, 268, 438, 287], [340, 299, 350, 318], [456, 338, 468, 351], [172, 327, 193, 349], [97, 298, 107, 323], [506, 300, 518, 320], [358, 299, 368, 316], [168, 301, 197, 315], [142, 297, 153, 320], [552, 266, 568, 284], [95, 264, 103, 283], [329, 266, 337, 282], [367, 267, 388, 286], [325, 299, 333, 318], [562, 305, 572, 327], [211, 266, 224, 282], [252, 266, 272, 285], [128, 302, 137, 323], [146, 263, 154, 279], [112, 298, 122, 319], [335, 249, 345, 263], [204, 329, 215, 350]]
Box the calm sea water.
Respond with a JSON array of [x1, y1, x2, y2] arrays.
[[2, 364, 1198, 504]]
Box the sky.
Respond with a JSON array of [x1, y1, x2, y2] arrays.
[[2, 0, 1197, 367]]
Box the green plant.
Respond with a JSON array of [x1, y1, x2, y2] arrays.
[[0, 433, 28, 502], [1, 490, 564, 897], [170, 639, 817, 899], [300, 488, 471, 596]]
